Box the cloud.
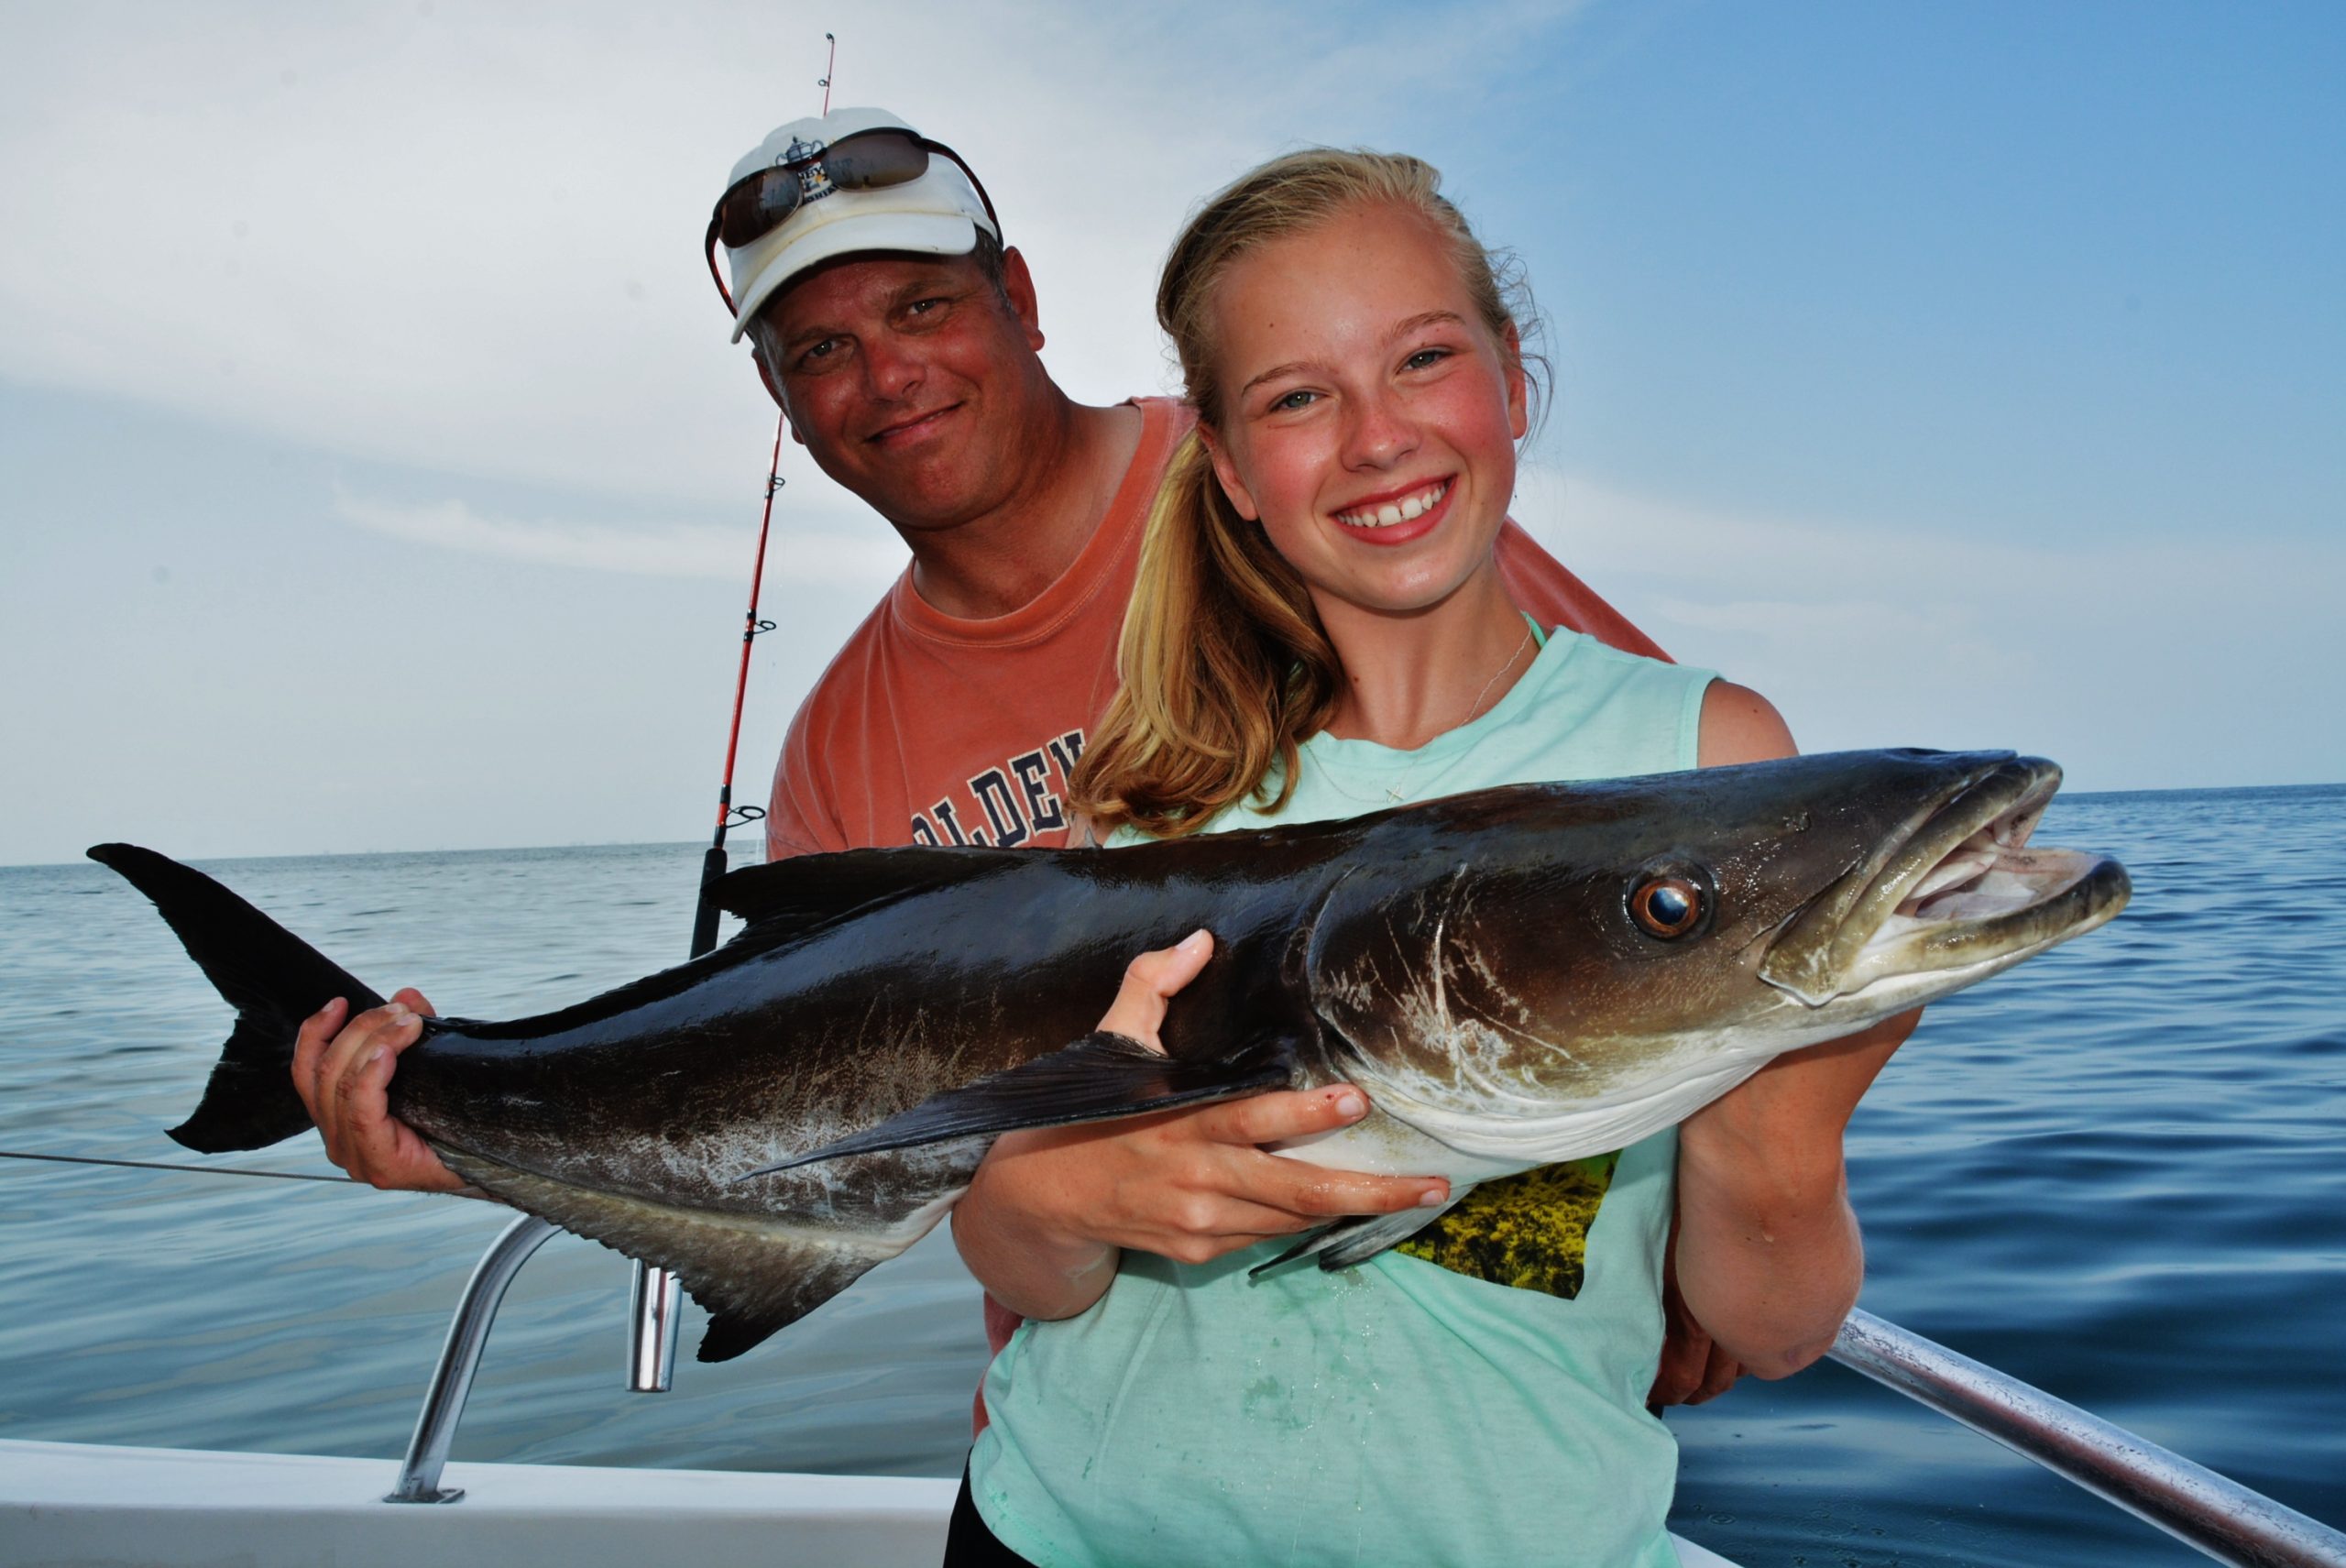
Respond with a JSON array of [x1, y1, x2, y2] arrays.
[[334, 490, 907, 586], [1507, 464, 2346, 785], [4, 1, 2334, 815], [0, 1, 1594, 515]]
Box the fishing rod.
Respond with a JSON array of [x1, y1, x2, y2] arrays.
[[624, 407, 790, 1396], [688, 409, 787, 958]]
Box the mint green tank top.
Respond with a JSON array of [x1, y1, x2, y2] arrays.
[[971, 630, 1717, 1568]]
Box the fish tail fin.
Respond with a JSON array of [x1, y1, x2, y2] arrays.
[[87, 844, 386, 1153]]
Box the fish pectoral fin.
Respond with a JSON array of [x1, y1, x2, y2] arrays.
[[1249, 1198, 1464, 1279], [738, 1030, 1299, 1179]]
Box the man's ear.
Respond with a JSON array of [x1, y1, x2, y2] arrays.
[[1199, 425, 1258, 521], [1001, 247, 1046, 353], [747, 342, 806, 442]]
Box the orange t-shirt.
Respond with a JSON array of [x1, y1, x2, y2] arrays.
[[762, 397, 1665, 861]]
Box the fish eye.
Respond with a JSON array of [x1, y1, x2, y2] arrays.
[[1628, 876, 1704, 939]]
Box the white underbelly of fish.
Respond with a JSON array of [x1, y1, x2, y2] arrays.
[[1266, 1054, 1768, 1178], [1267, 1110, 1527, 1183]]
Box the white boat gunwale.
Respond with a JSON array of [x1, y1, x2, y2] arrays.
[[0, 1438, 1744, 1568]]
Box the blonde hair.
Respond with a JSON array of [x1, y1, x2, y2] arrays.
[[1072, 149, 1543, 839]]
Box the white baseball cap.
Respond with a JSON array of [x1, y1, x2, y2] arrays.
[[710, 106, 1001, 343]]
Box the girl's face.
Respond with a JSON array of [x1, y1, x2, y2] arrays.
[[1200, 202, 1529, 621]]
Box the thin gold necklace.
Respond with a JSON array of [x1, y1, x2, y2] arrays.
[[1315, 619, 1537, 806], [1461, 620, 1535, 729]]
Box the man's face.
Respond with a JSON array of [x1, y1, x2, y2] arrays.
[[749, 249, 1048, 534]]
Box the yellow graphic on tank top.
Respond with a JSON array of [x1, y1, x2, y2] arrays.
[[1394, 1150, 1621, 1299]]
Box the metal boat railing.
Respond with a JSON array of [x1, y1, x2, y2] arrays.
[[389, 1228, 2346, 1566], [385, 1213, 557, 1504], [1826, 1310, 2346, 1568]]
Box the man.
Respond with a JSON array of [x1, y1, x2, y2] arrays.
[[294, 106, 1731, 1406]]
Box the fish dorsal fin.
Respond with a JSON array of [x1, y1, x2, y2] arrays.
[[711, 845, 1031, 944], [450, 845, 1038, 1043], [451, 844, 1038, 1043]]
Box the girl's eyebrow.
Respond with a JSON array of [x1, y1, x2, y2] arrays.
[[1235, 310, 1472, 400], [1238, 359, 1317, 400], [1391, 309, 1467, 339]]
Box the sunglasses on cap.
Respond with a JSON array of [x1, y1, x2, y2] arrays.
[[704, 127, 1003, 315]]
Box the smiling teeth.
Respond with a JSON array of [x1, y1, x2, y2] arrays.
[[1336, 481, 1448, 528]]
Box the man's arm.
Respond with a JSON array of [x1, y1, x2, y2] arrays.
[[764, 704, 857, 861]]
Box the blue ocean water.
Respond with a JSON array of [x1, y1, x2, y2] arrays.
[[1, 786, 2340, 1566]]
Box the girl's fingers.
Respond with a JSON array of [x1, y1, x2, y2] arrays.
[[1189, 1084, 1366, 1146], [1244, 1156, 1448, 1219], [1096, 929, 1214, 1048], [1688, 1345, 1743, 1405]]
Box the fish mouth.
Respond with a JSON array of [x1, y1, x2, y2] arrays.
[[1758, 756, 2132, 1007]]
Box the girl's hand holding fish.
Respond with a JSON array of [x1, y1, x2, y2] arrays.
[[952, 929, 1451, 1321]]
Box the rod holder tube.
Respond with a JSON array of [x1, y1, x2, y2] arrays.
[[385, 1212, 559, 1504], [627, 1262, 682, 1392], [627, 841, 733, 1388], [1827, 1309, 2346, 1568]]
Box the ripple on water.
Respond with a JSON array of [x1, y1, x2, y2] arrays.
[[3, 795, 2342, 1563]]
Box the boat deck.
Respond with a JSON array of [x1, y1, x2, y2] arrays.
[[0, 1439, 1742, 1567]]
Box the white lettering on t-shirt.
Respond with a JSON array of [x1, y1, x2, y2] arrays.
[[910, 728, 1089, 851]]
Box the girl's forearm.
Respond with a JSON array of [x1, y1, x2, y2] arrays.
[[950, 1129, 1121, 1321], [1670, 1010, 1918, 1376], [1671, 1127, 1863, 1378]]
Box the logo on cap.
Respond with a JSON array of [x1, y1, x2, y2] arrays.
[[780, 136, 838, 207]]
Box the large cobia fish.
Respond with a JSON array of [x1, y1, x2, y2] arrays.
[[93, 749, 2127, 1363]]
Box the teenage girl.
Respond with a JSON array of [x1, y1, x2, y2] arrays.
[[945, 150, 1916, 1567]]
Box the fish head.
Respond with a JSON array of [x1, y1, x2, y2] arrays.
[[1302, 750, 2130, 1144]]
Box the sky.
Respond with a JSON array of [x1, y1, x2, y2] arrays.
[[1, 0, 2339, 865]]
